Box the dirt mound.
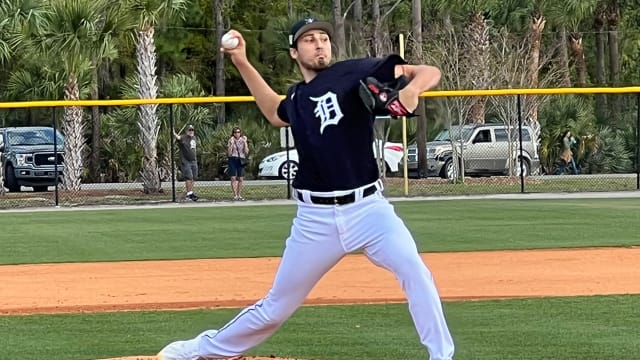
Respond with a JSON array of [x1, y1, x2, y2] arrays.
[[95, 357, 304, 360]]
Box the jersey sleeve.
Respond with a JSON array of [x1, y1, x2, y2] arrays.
[[276, 99, 290, 124], [369, 54, 407, 83]]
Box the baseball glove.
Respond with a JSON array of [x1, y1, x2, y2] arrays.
[[358, 75, 415, 118]]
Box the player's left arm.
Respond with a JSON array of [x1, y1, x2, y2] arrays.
[[394, 64, 441, 112]]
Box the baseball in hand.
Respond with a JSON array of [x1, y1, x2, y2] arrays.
[[221, 32, 239, 50]]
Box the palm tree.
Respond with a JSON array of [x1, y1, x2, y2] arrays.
[[0, 1, 20, 66], [593, 1, 608, 122], [559, 1, 598, 87], [128, 0, 189, 193], [213, 0, 225, 126], [428, 0, 499, 123], [605, 0, 621, 123], [37, 0, 120, 191], [0, 0, 48, 126], [87, 3, 133, 183], [538, 95, 598, 173], [332, 0, 347, 60], [0, 0, 47, 77], [410, 0, 428, 177], [101, 73, 211, 183]]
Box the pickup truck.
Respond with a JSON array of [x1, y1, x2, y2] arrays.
[[0, 126, 65, 192]]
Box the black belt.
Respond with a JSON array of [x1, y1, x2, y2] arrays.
[[297, 184, 378, 205]]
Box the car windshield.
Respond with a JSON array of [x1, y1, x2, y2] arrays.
[[433, 127, 474, 142], [7, 128, 64, 146]]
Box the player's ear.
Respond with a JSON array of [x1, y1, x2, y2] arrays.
[[289, 48, 298, 59]]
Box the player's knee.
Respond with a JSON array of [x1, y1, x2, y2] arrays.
[[393, 254, 432, 280], [262, 307, 293, 327], [259, 296, 297, 324]]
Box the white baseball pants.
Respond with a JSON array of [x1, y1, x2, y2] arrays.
[[190, 184, 454, 360]]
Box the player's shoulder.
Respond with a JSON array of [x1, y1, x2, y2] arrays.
[[333, 57, 381, 70], [327, 55, 406, 77], [336, 55, 404, 67]]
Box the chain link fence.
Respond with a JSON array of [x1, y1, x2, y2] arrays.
[[1, 91, 639, 209]]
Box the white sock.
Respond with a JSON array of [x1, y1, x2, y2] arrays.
[[187, 191, 193, 195]]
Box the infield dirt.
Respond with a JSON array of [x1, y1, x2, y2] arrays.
[[2, 247, 639, 360]]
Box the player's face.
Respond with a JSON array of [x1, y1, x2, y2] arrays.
[[291, 30, 332, 72]]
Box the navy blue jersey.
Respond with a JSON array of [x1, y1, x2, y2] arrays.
[[277, 55, 406, 192]]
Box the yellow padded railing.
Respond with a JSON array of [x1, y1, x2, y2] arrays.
[[1, 86, 639, 109]]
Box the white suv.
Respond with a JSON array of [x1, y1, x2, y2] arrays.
[[404, 124, 540, 179]]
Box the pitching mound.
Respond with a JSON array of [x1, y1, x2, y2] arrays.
[[95, 356, 305, 360]]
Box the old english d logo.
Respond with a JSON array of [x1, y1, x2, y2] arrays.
[[310, 91, 344, 134]]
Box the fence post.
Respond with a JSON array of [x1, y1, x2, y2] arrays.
[[636, 93, 639, 190], [285, 126, 291, 200], [517, 94, 525, 193], [52, 108, 60, 207], [169, 104, 176, 202]]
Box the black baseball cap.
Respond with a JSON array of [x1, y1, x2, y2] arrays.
[[187, 125, 194, 130], [289, 18, 334, 48]]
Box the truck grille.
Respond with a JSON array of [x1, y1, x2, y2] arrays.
[[34, 153, 64, 166]]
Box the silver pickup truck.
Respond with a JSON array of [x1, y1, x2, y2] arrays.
[[0, 126, 65, 192]]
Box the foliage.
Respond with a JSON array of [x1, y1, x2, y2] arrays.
[[538, 94, 637, 174], [538, 95, 597, 173], [99, 73, 281, 181], [198, 110, 282, 180], [1, 0, 640, 181], [582, 126, 634, 174]]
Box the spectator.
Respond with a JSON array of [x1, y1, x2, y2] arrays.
[[557, 131, 579, 175], [227, 126, 249, 200], [173, 125, 199, 201]]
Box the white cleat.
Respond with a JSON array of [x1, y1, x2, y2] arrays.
[[158, 330, 238, 360], [157, 339, 201, 360]]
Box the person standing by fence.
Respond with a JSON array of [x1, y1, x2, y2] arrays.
[[557, 130, 579, 175], [173, 125, 199, 201], [227, 126, 249, 200]]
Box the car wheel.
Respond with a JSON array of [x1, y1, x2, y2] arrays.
[[515, 158, 530, 176], [279, 160, 298, 180], [441, 158, 459, 180], [5, 164, 20, 192], [33, 186, 49, 192]]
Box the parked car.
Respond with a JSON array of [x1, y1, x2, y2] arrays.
[[259, 141, 404, 179], [402, 124, 540, 179], [0, 126, 65, 192]]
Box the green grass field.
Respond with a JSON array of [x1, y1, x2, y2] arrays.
[[1, 198, 639, 359]]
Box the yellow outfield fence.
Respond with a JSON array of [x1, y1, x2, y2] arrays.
[[1, 86, 640, 108], [0, 86, 638, 208]]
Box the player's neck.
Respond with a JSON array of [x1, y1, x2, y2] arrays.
[[299, 67, 318, 83]]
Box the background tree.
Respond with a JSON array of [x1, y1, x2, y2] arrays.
[[213, 0, 226, 126], [331, 0, 346, 60], [593, 1, 608, 123], [88, 2, 133, 182], [563, 1, 598, 87], [0, 0, 48, 97], [129, 0, 189, 193], [461, 0, 497, 124], [410, 0, 428, 177], [606, 0, 621, 124], [37, 0, 119, 191], [2, 0, 639, 183]]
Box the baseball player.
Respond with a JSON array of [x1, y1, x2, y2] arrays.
[[158, 18, 454, 360]]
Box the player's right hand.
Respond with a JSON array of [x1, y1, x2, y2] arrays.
[[220, 29, 247, 62]]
